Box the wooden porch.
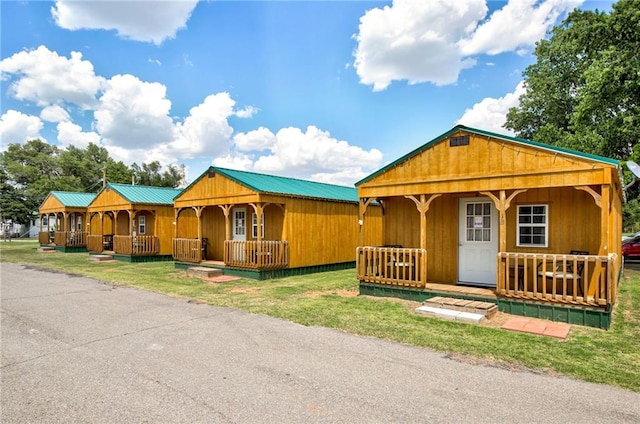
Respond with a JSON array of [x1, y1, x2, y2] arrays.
[[39, 231, 88, 247], [357, 247, 615, 309], [87, 234, 158, 255], [172, 238, 289, 270]]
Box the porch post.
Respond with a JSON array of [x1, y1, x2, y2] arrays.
[[481, 189, 527, 252], [600, 185, 610, 256], [218, 205, 231, 240], [405, 194, 441, 250], [128, 210, 135, 235], [359, 198, 374, 247], [193, 206, 204, 240]]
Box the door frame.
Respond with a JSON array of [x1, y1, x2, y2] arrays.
[[457, 197, 499, 287]]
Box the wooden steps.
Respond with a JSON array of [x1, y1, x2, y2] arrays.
[[416, 296, 497, 323], [186, 267, 223, 279], [37, 246, 56, 253]]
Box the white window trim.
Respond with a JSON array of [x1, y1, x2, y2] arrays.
[[138, 215, 146, 235], [252, 213, 265, 238], [516, 204, 548, 247]]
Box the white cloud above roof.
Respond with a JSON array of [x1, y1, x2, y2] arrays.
[[0, 46, 104, 108], [51, 0, 198, 45], [456, 81, 526, 134], [0, 110, 45, 147], [353, 0, 583, 91], [56, 121, 101, 149]]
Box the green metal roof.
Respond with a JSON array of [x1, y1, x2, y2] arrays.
[[356, 124, 621, 186], [105, 183, 183, 205], [183, 167, 360, 203], [50, 191, 96, 207]]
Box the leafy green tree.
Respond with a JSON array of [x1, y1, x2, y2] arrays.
[[0, 167, 33, 225], [505, 0, 640, 160], [131, 161, 185, 188], [505, 0, 640, 229]]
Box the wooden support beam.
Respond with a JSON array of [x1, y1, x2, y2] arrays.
[[575, 185, 602, 208], [481, 189, 526, 252], [218, 205, 232, 241], [405, 194, 442, 250]]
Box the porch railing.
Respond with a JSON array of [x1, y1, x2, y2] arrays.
[[57, 231, 86, 247], [173, 238, 202, 263], [224, 240, 289, 270], [87, 235, 103, 252], [356, 246, 427, 288], [498, 252, 617, 307], [113, 235, 159, 256], [54, 231, 66, 246], [39, 231, 51, 245]]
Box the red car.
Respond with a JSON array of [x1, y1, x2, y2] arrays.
[[622, 236, 640, 259]]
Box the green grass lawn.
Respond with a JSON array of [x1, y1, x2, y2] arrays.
[[2, 241, 639, 392]]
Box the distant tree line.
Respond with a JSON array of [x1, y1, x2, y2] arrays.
[[505, 0, 640, 230], [0, 139, 185, 225]]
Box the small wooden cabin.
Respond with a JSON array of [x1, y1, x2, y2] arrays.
[[38, 191, 96, 251], [86, 183, 183, 261], [173, 166, 383, 278], [356, 125, 623, 329]]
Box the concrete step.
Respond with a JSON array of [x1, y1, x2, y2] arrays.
[[415, 296, 498, 323], [423, 296, 498, 318], [186, 267, 223, 279], [37, 246, 56, 253], [89, 254, 114, 262]]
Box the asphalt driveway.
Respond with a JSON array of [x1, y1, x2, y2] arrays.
[[2, 262, 639, 423]]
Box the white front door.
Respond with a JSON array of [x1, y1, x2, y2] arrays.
[[233, 208, 246, 241], [458, 198, 498, 287], [231, 208, 247, 261]]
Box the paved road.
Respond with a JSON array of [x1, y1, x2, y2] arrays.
[[2, 263, 639, 423]]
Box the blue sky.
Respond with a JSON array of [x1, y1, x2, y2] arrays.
[[0, 0, 614, 187]]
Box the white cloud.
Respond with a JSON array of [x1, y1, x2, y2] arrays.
[[40, 105, 70, 123], [353, 0, 582, 91], [456, 81, 526, 134], [235, 105, 258, 119], [212, 154, 255, 171], [170, 93, 236, 159], [56, 121, 101, 149], [252, 126, 383, 184], [0, 45, 104, 108], [459, 0, 583, 56], [95, 74, 174, 149], [233, 127, 276, 152], [0, 110, 44, 147], [51, 0, 198, 45]]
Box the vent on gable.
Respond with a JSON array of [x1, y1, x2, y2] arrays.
[[449, 135, 469, 147], [207, 169, 216, 178]]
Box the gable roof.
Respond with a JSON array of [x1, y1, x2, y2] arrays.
[[103, 183, 183, 205], [179, 167, 360, 203], [47, 191, 96, 208], [356, 124, 620, 186]]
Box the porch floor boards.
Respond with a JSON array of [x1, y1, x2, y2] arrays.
[[425, 282, 497, 299]]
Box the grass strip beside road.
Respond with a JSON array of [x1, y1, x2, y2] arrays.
[[2, 241, 639, 393]]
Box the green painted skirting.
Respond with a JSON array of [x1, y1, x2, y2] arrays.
[[174, 261, 356, 280], [359, 283, 496, 304], [497, 299, 611, 330], [359, 283, 611, 330], [54, 246, 88, 253], [111, 254, 174, 263]]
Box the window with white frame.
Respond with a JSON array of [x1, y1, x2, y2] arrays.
[[252, 213, 264, 238], [138, 215, 146, 235], [517, 205, 548, 247]]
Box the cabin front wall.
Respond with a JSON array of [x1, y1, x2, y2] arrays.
[[379, 187, 605, 285], [285, 198, 380, 268], [176, 203, 286, 261]]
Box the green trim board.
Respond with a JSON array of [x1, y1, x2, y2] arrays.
[[359, 283, 611, 330], [54, 246, 88, 253], [111, 254, 174, 263], [174, 261, 356, 280], [355, 124, 620, 187], [175, 166, 360, 204]]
